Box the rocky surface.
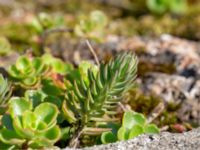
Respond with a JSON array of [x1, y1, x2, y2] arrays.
[[102, 35, 200, 125], [60, 35, 200, 124], [64, 127, 200, 150], [141, 73, 200, 125], [61, 35, 200, 74]]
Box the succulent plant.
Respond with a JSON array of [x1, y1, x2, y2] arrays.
[[42, 54, 73, 75], [8, 55, 50, 88], [0, 74, 12, 115], [25, 89, 64, 123], [31, 12, 65, 34], [101, 111, 159, 144], [0, 36, 12, 56], [0, 97, 61, 148], [66, 60, 98, 87], [62, 53, 138, 146], [75, 10, 108, 41], [147, 0, 187, 14]]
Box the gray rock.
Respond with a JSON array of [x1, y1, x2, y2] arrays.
[[142, 73, 200, 125], [142, 73, 194, 102], [64, 127, 200, 150]]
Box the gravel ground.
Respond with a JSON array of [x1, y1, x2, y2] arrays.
[[64, 127, 200, 150]]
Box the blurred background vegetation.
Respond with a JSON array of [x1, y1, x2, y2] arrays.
[[0, 0, 200, 54]]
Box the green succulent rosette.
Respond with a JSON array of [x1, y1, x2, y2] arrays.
[[42, 54, 73, 75], [101, 111, 159, 144], [75, 10, 108, 42], [0, 97, 61, 148], [147, 0, 187, 14], [8, 56, 50, 88]]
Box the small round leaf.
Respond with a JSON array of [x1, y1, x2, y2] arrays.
[[144, 124, 160, 134], [34, 103, 59, 126], [9, 97, 32, 117], [117, 127, 129, 141], [101, 131, 117, 144], [128, 125, 144, 139], [122, 111, 146, 130]]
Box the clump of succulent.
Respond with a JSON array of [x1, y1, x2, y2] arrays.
[[66, 60, 98, 87], [0, 97, 61, 148], [75, 10, 108, 42], [101, 111, 159, 144], [8, 55, 50, 88], [0, 74, 12, 115], [42, 53, 73, 75], [62, 53, 138, 146], [0, 36, 12, 56], [147, 0, 187, 14], [0, 51, 158, 149], [31, 12, 65, 34], [29, 12, 66, 54]]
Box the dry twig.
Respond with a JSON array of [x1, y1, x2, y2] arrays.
[[86, 40, 100, 66]]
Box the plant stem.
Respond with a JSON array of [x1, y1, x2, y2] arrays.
[[22, 141, 28, 150], [86, 40, 100, 67], [69, 126, 84, 148]]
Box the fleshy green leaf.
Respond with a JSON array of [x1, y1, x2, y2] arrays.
[[101, 131, 117, 144], [22, 111, 37, 130], [90, 10, 107, 28], [8, 65, 22, 79], [117, 127, 129, 140], [36, 121, 48, 131], [43, 96, 62, 108], [31, 18, 43, 33], [62, 101, 77, 123], [51, 59, 72, 75], [144, 124, 160, 134], [9, 97, 32, 117], [169, 0, 187, 13], [29, 126, 61, 148], [122, 111, 146, 130], [13, 116, 35, 139], [25, 90, 46, 108], [33, 58, 45, 74], [42, 53, 73, 75], [147, 0, 167, 14], [42, 125, 61, 141], [0, 128, 25, 145], [2, 114, 14, 130], [16, 56, 32, 73], [34, 103, 58, 126], [42, 79, 62, 96], [128, 125, 144, 139], [22, 77, 38, 86]]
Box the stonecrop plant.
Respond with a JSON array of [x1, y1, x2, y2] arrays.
[[8, 56, 50, 88], [0, 51, 161, 149], [0, 97, 60, 149], [30, 12, 65, 35], [101, 111, 159, 144], [75, 10, 108, 42], [147, 0, 187, 14], [63, 53, 138, 146]]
